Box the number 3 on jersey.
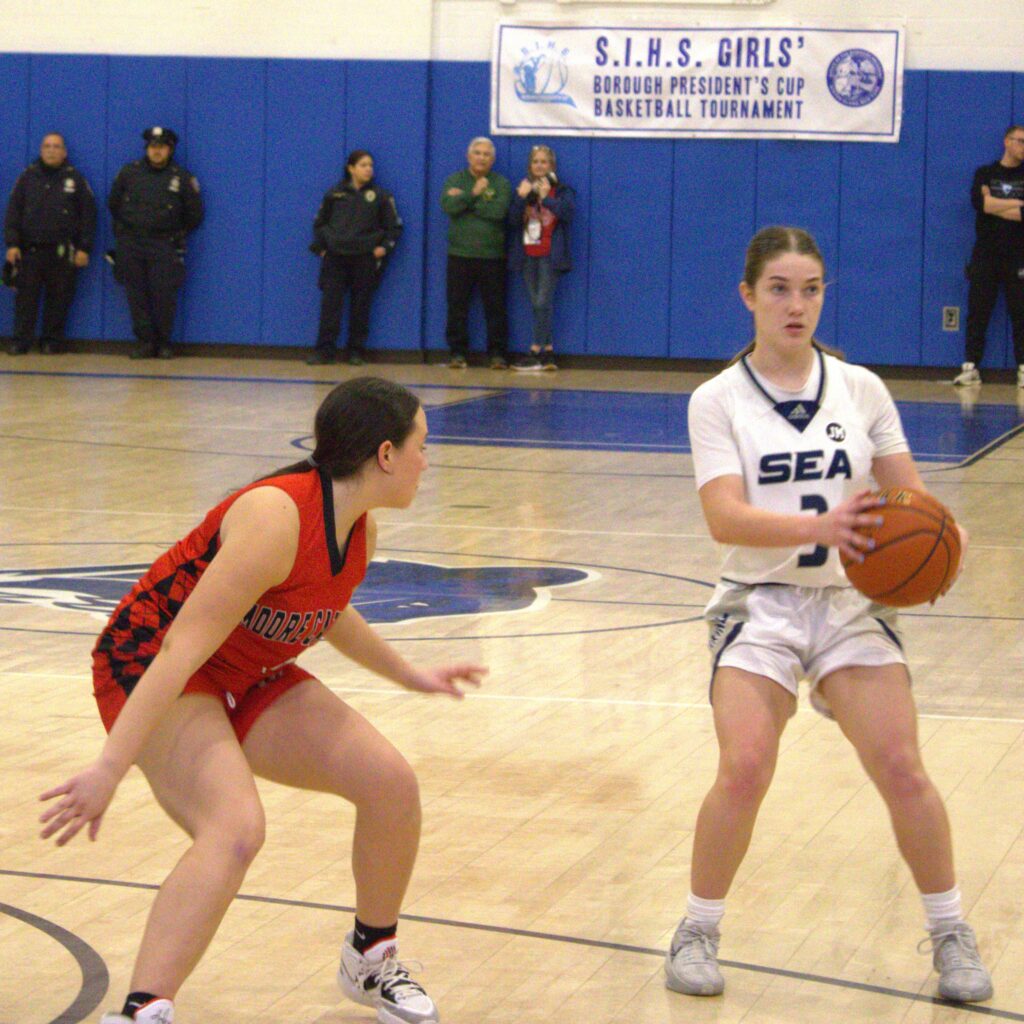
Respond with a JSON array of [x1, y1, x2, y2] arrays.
[[798, 494, 828, 568]]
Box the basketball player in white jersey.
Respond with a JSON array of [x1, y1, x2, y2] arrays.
[[666, 226, 992, 1003]]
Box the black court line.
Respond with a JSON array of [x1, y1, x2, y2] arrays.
[[0, 871, 1018, 1021], [930, 420, 1024, 471], [0, 900, 108, 1024]]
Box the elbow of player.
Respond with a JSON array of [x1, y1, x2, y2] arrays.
[[706, 519, 737, 545]]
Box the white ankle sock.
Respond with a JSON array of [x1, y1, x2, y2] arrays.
[[921, 885, 962, 931], [686, 893, 725, 932]]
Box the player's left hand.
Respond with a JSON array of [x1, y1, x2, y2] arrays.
[[404, 664, 487, 699]]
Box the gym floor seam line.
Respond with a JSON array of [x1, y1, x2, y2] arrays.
[[0, 899, 108, 1024], [0, 872, 1018, 1022]]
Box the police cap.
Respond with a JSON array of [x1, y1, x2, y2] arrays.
[[142, 126, 178, 147]]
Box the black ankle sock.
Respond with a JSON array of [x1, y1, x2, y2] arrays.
[[122, 992, 162, 1018], [353, 917, 398, 954]]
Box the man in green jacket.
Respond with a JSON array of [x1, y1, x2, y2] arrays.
[[440, 137, 511, 368]]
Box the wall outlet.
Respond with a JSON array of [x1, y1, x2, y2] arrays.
[[942, 306, 960, 331]]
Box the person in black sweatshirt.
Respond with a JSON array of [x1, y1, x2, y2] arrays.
[[953, 124, 1024, 387], [307, 150, 403, 366]]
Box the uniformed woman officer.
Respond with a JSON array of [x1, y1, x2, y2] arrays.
[[307, 151, 403, 366]]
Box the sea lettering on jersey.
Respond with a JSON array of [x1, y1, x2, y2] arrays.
[[757, 448, 853, 484], [241, 602, 339, 646]]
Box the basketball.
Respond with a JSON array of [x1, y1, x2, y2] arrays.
[[840, 488, 961, 607]]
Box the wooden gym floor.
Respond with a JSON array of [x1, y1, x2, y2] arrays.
[[1, 353, 1022, 1024]]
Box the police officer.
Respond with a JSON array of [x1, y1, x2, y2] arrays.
[[307, 149, 403, 365], [108, 127, 204, 359], [3, 133, 96, 355], [953, 124, 1024, 387]]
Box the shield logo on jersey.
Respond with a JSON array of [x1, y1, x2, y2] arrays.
[[826, 422, 846, 442], [0, 558, 592, 625]]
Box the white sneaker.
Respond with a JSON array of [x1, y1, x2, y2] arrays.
[[664, 918, 724, 996], [952, 362, 981, 386], [100, 999, 174, 1024], [921, 922, 993, 1002], [1017, 364, 1024, 389], [338, 932, 439, 1024]]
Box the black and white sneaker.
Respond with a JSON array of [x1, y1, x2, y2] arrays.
[[100, 998, 174, 1023], [338, 932, 439, 1024], [512, 352, 543, 372]]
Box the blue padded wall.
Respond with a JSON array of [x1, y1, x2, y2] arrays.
[[262, 60, 346, 349], [837, 72, 927, 366], [184, 58, 266, 347], [588, 141, 674, 356], [1, 57, 1023, 368], [670, 140, 756, 360], [0, 55, 30, 337]]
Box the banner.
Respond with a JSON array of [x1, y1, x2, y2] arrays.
[[492, 23, 905, 142]]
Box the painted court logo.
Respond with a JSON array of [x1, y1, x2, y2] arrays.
[[827, 49, 884, 108], [514, 40, 576, 108], [0, 558, 591, 625]]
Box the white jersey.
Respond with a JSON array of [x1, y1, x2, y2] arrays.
[[688, 349, 909, 589]]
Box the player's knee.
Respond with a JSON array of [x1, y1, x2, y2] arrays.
[[218, 805, 266, 868], [719, 747, 775, 804], [375, 753, 421, 819], [872, 747, 929, 802]]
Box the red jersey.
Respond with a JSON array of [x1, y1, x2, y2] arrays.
[[93, 468, 367, 700]]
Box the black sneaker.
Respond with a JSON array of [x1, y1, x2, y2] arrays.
[[347, 351, 365, 366], [9, 342, 31, 355], [306, 350, 335, 365], [541, 349, 558, 371], [156, 346, 174, 360], [512, 353, 543, 372], [129, 344, 156, 359]]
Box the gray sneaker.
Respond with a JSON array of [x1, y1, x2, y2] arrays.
[[664, 918, 724, 996], [922, 922, 993, 1002]]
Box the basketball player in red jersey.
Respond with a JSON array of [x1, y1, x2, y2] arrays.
[[39, 377, 484, 1024]]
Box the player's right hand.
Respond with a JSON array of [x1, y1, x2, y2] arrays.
[[817, 489, 885, 563], [39, 759, 121, 846]]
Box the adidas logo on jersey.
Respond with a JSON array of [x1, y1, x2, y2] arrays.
[[787, 403, 810, 420]]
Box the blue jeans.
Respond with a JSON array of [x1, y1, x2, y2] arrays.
[[522, 256, 558, 347]]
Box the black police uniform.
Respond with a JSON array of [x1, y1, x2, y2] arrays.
[[308, 178, 402, 364], [965, 159, 1024, 367], [3, 158, 96, 353], [108, 131, 204, 358]]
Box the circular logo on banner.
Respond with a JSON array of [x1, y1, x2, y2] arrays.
[[827, 49, 884, 108]]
